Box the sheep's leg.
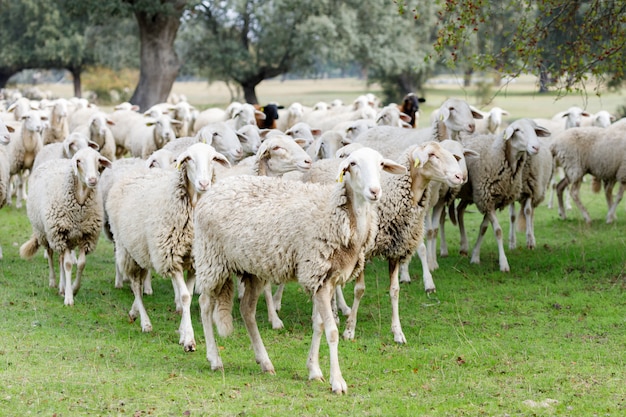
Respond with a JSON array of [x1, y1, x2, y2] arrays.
[[240, 274, 275, 374], [479, 211, 510, 272], [71, 248, 86, 295], [199, 292, 223, 371], [335, 286, 351, 316], [415, 243, 435, 292], [423, 210, 436, 271], [508, 203, 517, 250], [457, 200, 470, 256], [60, 249, 75, 306], [46, 247, 56, 288], [143, 273, 153, 296], [523, 199, 536, 249], [399, 260, 411, 283], [569, 179, 591, 224], [439, 209, 449, 257], [128, 270, 152, 332], [172, 275, 182, 313], [556, 177, 570, 220], [606, 182, 625, 224], [172, 271, 196, 352], [342, 270, 365, 341], [311, 281, 347, 395], [263, 283, 284, 330], [272, 284, 285, 312], [429, 201, 446, 268], [470, 214, 490, 265], [14, 173, 24, 209], [308, 301, 325, 380], [389, 259, 407, 344], [185, 269, 196, 297], [604, 180, 617, 223]]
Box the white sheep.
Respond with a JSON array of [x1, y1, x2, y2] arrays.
[[455, 119, 549, 272], [276, 102, 305, 131], [32, 132, 100, 171], [306, 130, 346, 161], [106, 143, 230, 352], [163, 122, 244, 164], [236, 124, 263, 157], [192, 102, 242, 134], [193, 147, 406, 394], [550, 124, 626, 224], [7, 110, 48, 208], [19, 147, 112, 305], [0, 120, 14, 259], [374, 105, 412, 128], [284, 121, 321, 150], [42, 99, 70, 145], [71, 111, 117, 162], [126, 114, 179, 159], [338, 142, 465, 344], [473, 106, 510, 135]]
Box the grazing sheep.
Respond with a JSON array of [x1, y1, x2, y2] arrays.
[[340, 141, 465, 344], [193, 147, 406, 394], [550, 124, 626, 224], [7, 110, 48, 208], [456, 119, 549, 272], [19, 147, 112, 305], [106, 143, 230, 352]]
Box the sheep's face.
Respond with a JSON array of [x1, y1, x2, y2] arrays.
[[338, 147, 405, 203], [412, 141, 464, 188], [439, 98, 482, 135], [21, 111, 47, 134], [72, 147, 112, 189], [199, 125, 244, 164], [503, 119, 549, 156], [260, 136, 312, 175], [178, 143, 230, 194]]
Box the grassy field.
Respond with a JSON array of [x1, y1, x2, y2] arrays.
[[1, 78, 626, 416]]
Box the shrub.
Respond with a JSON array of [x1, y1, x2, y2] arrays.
[[82, 66, 138, 105]]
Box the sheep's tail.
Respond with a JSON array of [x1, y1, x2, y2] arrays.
[[448, 201, 458, 226], [19, 235, 40, 259], [591, 176, 602, 194], [516, 206, 527, 233], [213, 278, 235, 338]]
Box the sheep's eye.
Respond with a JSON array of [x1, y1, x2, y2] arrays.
[[454, 155, 462, 162], [272, 146, 282, 152], [350, 161, 356, 167]]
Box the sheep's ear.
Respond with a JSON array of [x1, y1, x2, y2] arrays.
[[438, 107, 450, 121], [99, 156, 113, 170], [411, 145, 431, 168], [213, 152, 231, 168], [255, 110, 266, 119], [87, 140, 100, 151], [463, 149, 480, 159], [503, 126, 516, 140], [175, 151, 192, 170], [293, 138, 308, 149], [311, 128, 322, 137], [336, 158, 351, 183], [382, 159, 407, 175], [502, 110, 510, 116], [5, 124, 15, 133], [581, 111, 591, 117], [145, 121, 156, 127], [534, 126, 551, 137], [170, 119, 182, 125], [471, 107, 484, 120], [561, 112, 570, 119], [418, 97, 426, 103], [256, 141, 272, 159]]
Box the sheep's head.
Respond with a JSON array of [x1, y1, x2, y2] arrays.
[[503, 119, 550, 156], [196, 123, 244, 164], [72, 147, 112, 189], [438, 98, 483, 135], [176, 143, 230, 194], [411, 141, 466, 188], [337, 147, 405, 203], [256, 135, 312, 176]]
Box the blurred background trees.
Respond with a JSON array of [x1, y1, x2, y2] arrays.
[[0, 0, 623, 109]]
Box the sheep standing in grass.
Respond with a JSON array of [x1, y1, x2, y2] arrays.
[[19, 147, 112, 305], [455, 119, 549, 272], [0, 120, 14, 259], [550, 124, 626, 224], [194, 147, 406, 394], [341, 142, 465, 344], [7, 110, 48, 208], [106, 143, 230, 352]]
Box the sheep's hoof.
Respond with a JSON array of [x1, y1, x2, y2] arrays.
[[260, 362, 275, 374], [425, 288, 436, 295], [342, 328, 355, 341], [271, 319, 284, 330], [330, 377, 347, 395], [459, 250, 468, 257], [141, 324, 153, 332], [183, 342, 196, 352], [393, 331, 407, 344]]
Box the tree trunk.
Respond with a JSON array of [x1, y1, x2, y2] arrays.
[[68, 66, 82, 98], [242, 81, 259, 105], [129, 2, 186, 111], [463, 68, 473, 87], [0, 70, 17, 89], [539, 69, 550, 93]]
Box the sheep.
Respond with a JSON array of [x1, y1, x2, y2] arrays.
[[126, 114, 179, 159], [106, 143, 230, 352], [374, 105, 412, 128], [338, 142, 465, 344], [32, 132, 100, 171], [550, 124, 626, 224], [580, 110, 616, 128], [472, 106, 510, 135], [398, 93, 426, 128], [302, 105, 376, 133], [67, 105, 100, 132], [254, 103, 283, 129], [342, 119, 376, 143], [224, 103, 265, 131], [508, 133, 554, 250], [19, 147, 112, 305], [193, 147, 406, 394], [306, 130, 346, 161], [163, 122, 244, 164], [0, 120, 14, 259], [276, 102, 305, 131], [7, 110, 48, 208], [166, 101, 195, 137], [42, 99, 70, 145], [72, 111, 117, 162], [107, 109, 145, 158], [455, 119, 549, 272], [192, 102, 242, 134], [236, 124, 263, 157], [284, 121, 321, 150], [354, 98, 483, 160]]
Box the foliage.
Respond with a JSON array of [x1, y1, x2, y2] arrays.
[[82, 66, 138, 104], [403, 0, 626, 93]]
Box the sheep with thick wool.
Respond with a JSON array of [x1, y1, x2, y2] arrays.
[[19, 147, 112, 305], [193, 147, 406, 394], [163, 122, 244, 164], [455, 119, 549, 272], [106, 143, 230, 352], [0, 119, 14, 259], [32, 132, 100, 171]]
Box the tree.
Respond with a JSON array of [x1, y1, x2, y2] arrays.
[[416, 0, 626, 93], [179, 0, 351, 104]]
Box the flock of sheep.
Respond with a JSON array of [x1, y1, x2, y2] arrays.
[[0, 88, 623, 394]]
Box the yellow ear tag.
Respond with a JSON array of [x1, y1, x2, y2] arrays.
[[337, 171, 344, 183], [176, 161, 183, 171], [414, 157, 421, 168], [439, 113, 444, 121]]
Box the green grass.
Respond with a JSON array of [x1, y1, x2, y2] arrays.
[[1, 181, 625, 416]]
